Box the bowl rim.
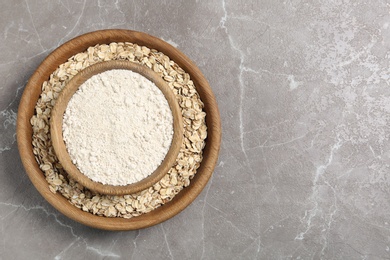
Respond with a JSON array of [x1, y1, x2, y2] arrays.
[[17, 29, 221, 230], [50, 60, 184, 196]]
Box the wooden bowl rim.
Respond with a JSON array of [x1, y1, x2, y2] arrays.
[[50, 60, 184, 196], [17, 29, 221, 230]]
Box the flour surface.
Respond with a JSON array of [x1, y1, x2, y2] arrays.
[[63, 69, 173, 186]]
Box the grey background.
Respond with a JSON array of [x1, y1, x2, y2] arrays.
[[1, 0, 390, 259]]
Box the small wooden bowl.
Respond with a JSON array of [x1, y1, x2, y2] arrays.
[[50, 60, 183, 196], [17, 29, 221, 230]]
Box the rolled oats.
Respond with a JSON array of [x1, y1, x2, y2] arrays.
[[31, 42, 207, 218]]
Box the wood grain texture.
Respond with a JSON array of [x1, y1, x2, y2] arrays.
[[50, 60, 184, 196], [17, 29, 221, 230]]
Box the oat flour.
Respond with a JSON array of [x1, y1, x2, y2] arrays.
[[62, 69, 173, 186]]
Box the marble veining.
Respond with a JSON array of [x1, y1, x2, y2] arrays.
[[1, 0, 390, 259]]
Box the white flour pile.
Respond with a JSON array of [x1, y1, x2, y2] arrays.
[[62, 69, 173, 186]]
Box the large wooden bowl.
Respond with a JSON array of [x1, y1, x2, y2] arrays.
[[17, 29, 221, 230], [50, 60, 183, 196]]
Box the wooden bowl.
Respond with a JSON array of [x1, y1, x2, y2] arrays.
[[50, 60, 183, 196], [17, 29, 221, 230]]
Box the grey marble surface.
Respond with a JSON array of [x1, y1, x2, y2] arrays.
[[1, 0, 390, 259]]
